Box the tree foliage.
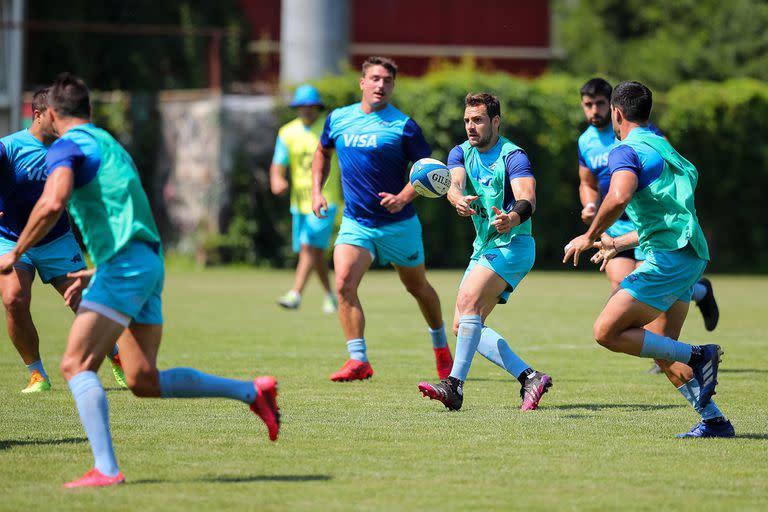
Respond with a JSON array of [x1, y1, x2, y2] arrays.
[[553, 0, 768, 90]]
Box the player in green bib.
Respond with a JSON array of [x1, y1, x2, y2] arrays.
[[563, 81, 733, 438], [270, 85, 341, 313], [0, 74, 282, 488], [418, 93, 552, 411]]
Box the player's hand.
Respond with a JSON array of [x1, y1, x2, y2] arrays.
[[0, 251, 17, 275], [378, 192, 406, 214], [562, 234, 596, 267], [590, 235, 619, 271], [490, 206, 512, 233], [581, 202, 596, 224], [64, 268, 95, 310], [453, 195, 478, 217], [312, 193, 329, 218]]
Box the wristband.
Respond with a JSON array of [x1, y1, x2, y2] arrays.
[[511, 199, 533, 223]]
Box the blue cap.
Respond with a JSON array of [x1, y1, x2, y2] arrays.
[[289, 85, 324, 108]]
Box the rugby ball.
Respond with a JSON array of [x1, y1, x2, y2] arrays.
[[409, 158, 451, 198]]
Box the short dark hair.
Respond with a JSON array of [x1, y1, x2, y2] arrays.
[[465, 93, 501, 119], [31, 87, 49, 113], [49, 73, 91, 119], [610, 81, 653, 122], [580, 78, 613, 99], [362, 56, 397, 79]]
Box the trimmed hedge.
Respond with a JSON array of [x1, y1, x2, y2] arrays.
[[277, 68, 768, 272]]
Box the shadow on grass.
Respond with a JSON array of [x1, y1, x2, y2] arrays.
[[736, 433, 768, 440], [0, 437, 87, 451], [131, 474, 332, 485], [719, 368, 768, 374], [104, 387, 131, 392], [550, 403, 685, 412]]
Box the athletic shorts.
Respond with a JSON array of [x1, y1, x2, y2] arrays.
[[335, 214, 424, 267], [620, 244, 707, 312], [460, 235, 535, 305], [0, 231, 86, 283], [291, 204, 337, 253], [81, 241, 164, 326], [606, 218, 644, 260]]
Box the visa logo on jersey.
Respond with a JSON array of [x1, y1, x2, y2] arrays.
[[589, 152, 609, 169], [25, 165, 49, 181], [342, 133, 378, 148]]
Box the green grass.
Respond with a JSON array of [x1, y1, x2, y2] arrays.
[[1, 269, 767, 511]]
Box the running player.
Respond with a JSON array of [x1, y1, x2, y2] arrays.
[[0, 74, 281, 488], [564, 81, 733, 438], [0, 87, 126, 393], [311, 56, 452, 381], [577, 78, 719, 332], [417, 93, 552, 411], [271, 85, 341, 313]]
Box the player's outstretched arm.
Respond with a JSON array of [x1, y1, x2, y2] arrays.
[[578, 165, 599, 224], [563, 171, 637, 267], [0, 166, 73, 274], [311, 143, 333, 218], [446, 166, 477, 217], [63, 268, 96, 310], [491, 176, 535, 233], [590, 230, 639, 271]]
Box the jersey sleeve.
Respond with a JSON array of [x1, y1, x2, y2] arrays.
[[577, 145, 587, 167], [446, 145, 464, 169], [608, 144, 642, 177], [402, 118, 431, 162], [319, 113, 335, 149], [45, 138, 97, 188], [272, 136, 289, 165], [505, 150, 534, 180], [0, 141, 7, 167], [647, 123, 664, 137]]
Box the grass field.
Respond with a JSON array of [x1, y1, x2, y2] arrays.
[[1, 268, 767, 511]]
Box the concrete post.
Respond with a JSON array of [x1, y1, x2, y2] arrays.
[[280, 0, 349, 85]]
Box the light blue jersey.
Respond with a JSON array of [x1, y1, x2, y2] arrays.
[[0, 130, 71, 245], [320, 103, 431, 227]]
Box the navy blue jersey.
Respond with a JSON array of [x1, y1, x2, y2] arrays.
[[320, 103, 431, 227], [0, 130, 71, 245]]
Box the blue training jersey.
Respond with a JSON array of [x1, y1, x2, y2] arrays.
[[320, 103, 431, 227], [578, 122, 663, 222], [0, 130, 71, 245], [447, 142, 534, 211]]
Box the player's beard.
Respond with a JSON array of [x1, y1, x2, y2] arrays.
[[469, 131, 493, 149], [591, 113, 611, 129]]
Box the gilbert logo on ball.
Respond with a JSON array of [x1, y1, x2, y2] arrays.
[[409, 158, 451, 198]]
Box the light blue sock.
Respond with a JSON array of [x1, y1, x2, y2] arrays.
[[450, 314, 482, 381], [27, 360, 48, 380], [346, 338, 368, 362], [677, 378, 724, 420], [68, 371, 119, 477], [640, 330, 692, 363], [108, 344, 119, 361], [691, 282, 707, 302], [476, 326, 530, 379], [159, 368, 255, 403], [429, 324, 448, 349]]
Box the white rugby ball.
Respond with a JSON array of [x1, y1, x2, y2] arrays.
[[409, 158, 451, 198]]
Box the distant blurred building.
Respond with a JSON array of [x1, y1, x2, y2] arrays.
[[241, 0, 557, 84]]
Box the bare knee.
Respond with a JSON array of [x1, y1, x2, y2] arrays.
[[335, 273, 358, 302], [126, 367, 161, 397], [455, 290, 481, 317], [402, 277, 429, 298], [2, 289, 31, 317], [593, 318, 619, 351], [451, 319, 459, 337]]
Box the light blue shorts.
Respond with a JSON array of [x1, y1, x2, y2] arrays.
[[291, 205, 337, 253], [81, 241, 164, 326], [0, 231, 86, 283], [460, 235, 535, 304], [606, 218, 644, 260], [620, 244, 707, 311], [335, 215, 424, 267]]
